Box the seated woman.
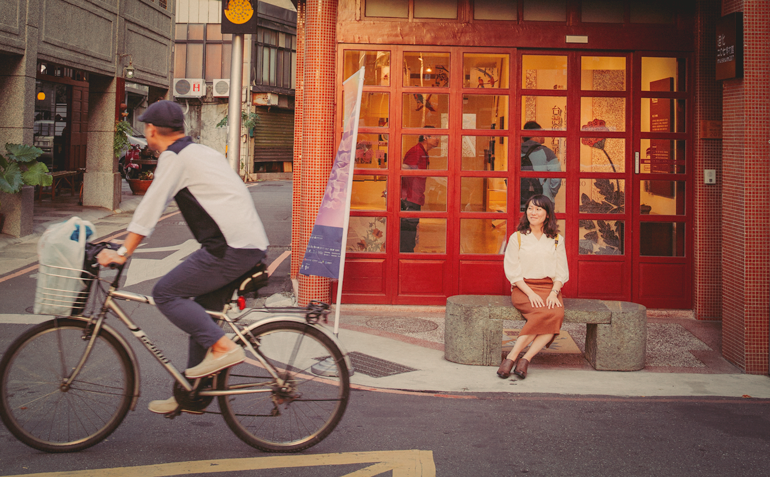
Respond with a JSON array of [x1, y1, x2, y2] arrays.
[[497, 194, 569, 379]]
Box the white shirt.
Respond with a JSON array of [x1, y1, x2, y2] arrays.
[[503, 231, 569, 285], [128, 137, 269, 254]]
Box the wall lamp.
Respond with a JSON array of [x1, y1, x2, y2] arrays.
[[120, 54, 135, 79]]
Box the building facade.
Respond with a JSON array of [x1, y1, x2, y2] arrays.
[[290, 0, 770, 375], [0, 0, 175, 216], [172, 0, 296, 177]]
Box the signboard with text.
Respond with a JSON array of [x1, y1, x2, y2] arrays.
[[716, 12, 743, 81], [221, 0, 258, 34]]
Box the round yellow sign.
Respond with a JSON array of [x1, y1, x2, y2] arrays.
[[224, 0, 254, 25]]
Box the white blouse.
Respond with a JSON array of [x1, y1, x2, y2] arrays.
[[503, 231, 569, 286]]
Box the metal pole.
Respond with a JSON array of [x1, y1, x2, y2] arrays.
[[227, 33, 244, 175]]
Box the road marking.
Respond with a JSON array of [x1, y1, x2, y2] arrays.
[[267, 250, 291, 276], [6, 450, 436, 477], [124, 239, 200, 287]]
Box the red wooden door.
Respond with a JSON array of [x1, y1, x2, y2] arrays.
[[630, 53, 693, 309]]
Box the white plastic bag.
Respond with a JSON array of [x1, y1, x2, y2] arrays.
[[34, 217, 96, 315]]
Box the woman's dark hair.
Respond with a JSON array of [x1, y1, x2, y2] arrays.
[[518, 194, 559, 239]]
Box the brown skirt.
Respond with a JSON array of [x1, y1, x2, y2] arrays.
[[511, 278, 564, 346]]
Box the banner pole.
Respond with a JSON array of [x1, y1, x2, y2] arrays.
[[333, 67, 365, 336]]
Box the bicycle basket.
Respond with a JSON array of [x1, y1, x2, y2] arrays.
[[34, 264, 97, 316]]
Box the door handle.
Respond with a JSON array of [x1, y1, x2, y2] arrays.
[[635, 152, 640, 174]]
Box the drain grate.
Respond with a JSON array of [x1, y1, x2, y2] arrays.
[[347, 351, 417, 378]]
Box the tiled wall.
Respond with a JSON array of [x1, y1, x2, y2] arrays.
[[720, 0, 770, 375], [694, 0, 723, 321], [296, 0, 338, 305], [291, 2, 306, 279]]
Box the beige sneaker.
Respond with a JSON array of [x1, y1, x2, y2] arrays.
[[185, 347, 245, 379], [148, 396, 204, 415]]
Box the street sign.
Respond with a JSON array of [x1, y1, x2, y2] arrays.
[[221, 0, 258, 34]]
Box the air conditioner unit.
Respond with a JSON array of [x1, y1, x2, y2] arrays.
[[173, 78, 205, 98], [212, 79, 230, 98]]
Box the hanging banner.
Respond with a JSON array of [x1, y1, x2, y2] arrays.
[[300, 67, 365, 279]]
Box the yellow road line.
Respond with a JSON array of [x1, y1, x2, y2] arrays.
[[10, 450, 436, 477]]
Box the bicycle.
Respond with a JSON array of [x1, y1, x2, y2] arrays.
[[0, 243, 351, 453]]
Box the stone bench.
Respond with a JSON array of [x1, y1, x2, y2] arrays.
[[444, 295, 647, 371]]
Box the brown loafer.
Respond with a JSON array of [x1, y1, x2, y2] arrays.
[[497, 358, 515, 378], [513, 358, 529, 379]]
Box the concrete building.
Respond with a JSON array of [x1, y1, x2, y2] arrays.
[[0, 0, 175, 230], [289, 0, 770, 375], [172, 0, 296, 178]]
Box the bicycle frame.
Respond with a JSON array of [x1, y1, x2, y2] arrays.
[[62, 265, 351, 413]]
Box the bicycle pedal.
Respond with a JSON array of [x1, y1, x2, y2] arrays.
[[164, 409, 182, 419]]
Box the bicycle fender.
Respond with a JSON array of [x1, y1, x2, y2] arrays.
[[239, 316, 353, 373], [66, 316, 142, 411]]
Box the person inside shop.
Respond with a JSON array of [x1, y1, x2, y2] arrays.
[[97, 100, 269, 414], [497, 194, 569, 379], [400, 128, 439, 252], [520, 121, 562, 211]]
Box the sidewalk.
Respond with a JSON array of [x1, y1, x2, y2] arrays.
[[1, 180, 769, 399]]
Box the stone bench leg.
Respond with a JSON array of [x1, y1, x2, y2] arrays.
[[584, 302, 646, 371], [444, 301, 503, 366]]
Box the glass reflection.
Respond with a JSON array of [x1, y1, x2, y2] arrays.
[[462, 95, 508, 130], [520, 178, 565, 213], [403, 52, 450, 87], [521, 96, 567, 131], [581, 56, 626, 91], [461, 178, 507, 213], [641, 98, 686, 133], [580, 98, 625, 132], [403, 93, 449, 128], [351, 175, 387, 211], [579, 179, 625, 214], [580, 138, 624, 173], [347, 217, 387, 253], [640, 181, 685, 215], [343, 51, 391, 85], [401, 218, 446, 254], [402, 134, 447, 170], [463, 53, 509, 88], [354, 92, 389, 128], [460, 219, 507, 254], [641, 57, 686, 92], [640, 222, 685, 256], [520, 122, 563, 210], [356, 134, 388, 169], [640, 139, 686, 174], [522, 55, 568, 90], [579, 220, 625, 255], [461, 136, 507, 171], [401, 177, 447, 212]]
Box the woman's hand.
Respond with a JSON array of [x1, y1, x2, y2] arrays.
[[527, 292, 545, 308], [546, 292, 563, 309]]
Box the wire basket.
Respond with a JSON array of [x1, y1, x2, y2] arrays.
[[34, 263, 99, 316]]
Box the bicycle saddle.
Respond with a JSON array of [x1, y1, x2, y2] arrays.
[[235, 262, 269, 297]]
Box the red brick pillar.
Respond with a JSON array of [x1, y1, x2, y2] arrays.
[[693, 0, 723, 320], [720, 0, 770, 374], [296, 0, 338, 305], [291, 1, 306, 280]]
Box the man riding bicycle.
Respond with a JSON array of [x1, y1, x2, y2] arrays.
[[98, 100, 269, 415]]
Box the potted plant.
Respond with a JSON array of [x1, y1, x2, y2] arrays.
[[116, 120, 156, 195], [0, 143, 53, 236]]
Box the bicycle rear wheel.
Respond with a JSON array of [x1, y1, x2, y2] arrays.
[[0, 318, 134, 453], [218, 320, 350, 452]]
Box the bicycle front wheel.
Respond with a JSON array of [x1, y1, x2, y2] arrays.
[[218, 320, 350, 452], [0, 318, 135, 453]]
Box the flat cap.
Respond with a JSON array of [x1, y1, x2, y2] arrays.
[[138, 100, 185, 129]]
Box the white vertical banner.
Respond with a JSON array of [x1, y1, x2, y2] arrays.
[[300, 67, 365, 335]]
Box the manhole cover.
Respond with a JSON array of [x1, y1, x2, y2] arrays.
[[365, 317, 438, 334], [347, 352, 417, 378]]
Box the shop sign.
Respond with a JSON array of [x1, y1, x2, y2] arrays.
[[716, 12, 743, 81], [222, 0, 258, 34]]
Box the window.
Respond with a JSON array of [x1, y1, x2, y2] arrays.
[[364, 0, 457, 20], [174, 23, 232, 81], [254, 28, 297, 90]]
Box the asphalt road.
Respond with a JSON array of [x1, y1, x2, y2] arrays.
[[0, 181, 769, 476]]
